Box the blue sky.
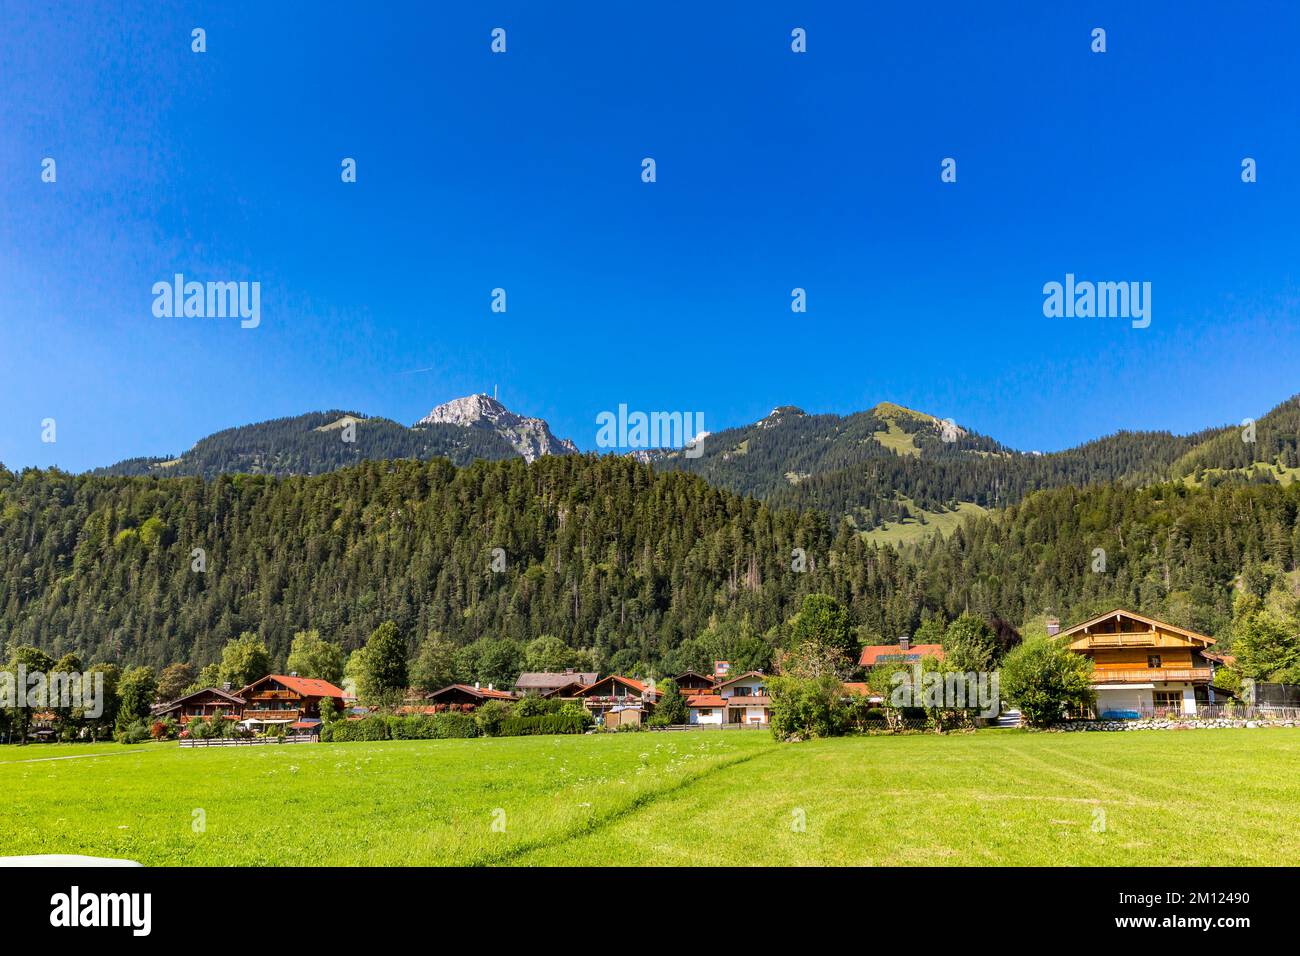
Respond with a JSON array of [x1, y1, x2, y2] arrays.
[[2, 1, 1299, 471]]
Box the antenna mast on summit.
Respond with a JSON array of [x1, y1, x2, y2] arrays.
[[494, 385, 498, 401]]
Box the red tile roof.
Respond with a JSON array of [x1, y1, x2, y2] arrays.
[[685, 694, 725, 708], [858, 644, 945, 668], [240, 674, 348, 700]]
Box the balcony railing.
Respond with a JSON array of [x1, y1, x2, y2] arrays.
[[726, 695, 771, 707], [1072, 703, 1300, 721], [1085, 630, 1159, 647], [1092, 667, 1212, 684], [242, 709, 303, 721]]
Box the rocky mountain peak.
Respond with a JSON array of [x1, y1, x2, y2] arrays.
[[414, 394, 578, 463]]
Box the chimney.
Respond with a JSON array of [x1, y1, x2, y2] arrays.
[[222, 682, 231, 692], [565, 668, 574, 675], [899, 637, 911, 652], [474, 681, 480, 690], [488, 683, 494, 691], [1046, 617, 1061, 637]]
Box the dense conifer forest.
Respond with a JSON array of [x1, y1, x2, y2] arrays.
[[4, 450, 1298, 673]]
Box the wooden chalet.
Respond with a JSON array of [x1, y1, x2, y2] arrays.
[[716, 671, 772, 726], [672, 670, 719, 692], [423, 683, 516, 711], [153, 686, 246, 724], [538, 680, 588, 700], [514, 669, 598, 696], [572, 675, 660, 728], [1056, 609, 1223, 718], [236, 674, 348, 731], [685, 693, 726, 725]]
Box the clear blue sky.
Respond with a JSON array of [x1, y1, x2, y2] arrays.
[[2, 1, 1299, 471]]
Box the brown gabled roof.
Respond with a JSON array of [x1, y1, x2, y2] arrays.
[[425, 683, 516, 702], [539, 680, 587, 698], [156, 686, 247, 711], [1058, 609, 1216, 646], [716, 670, 768, 689], [1203, 650, 1236, 666], [573, 675, 662, 699], [515, 670, 599, 691], [673, 670, 719, 684]]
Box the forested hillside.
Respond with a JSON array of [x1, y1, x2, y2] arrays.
[[766, 428, 1224, 527], [661, 400, 1230, 530], [85, 395, 1300, 539], [3, 454, 1298, 673], [92, 411, 523, 478]]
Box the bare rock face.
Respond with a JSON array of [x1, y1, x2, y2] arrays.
[[414, 394, 578, 463]]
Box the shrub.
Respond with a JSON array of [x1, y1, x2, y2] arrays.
[[429, 712, 479, 738], [323, 716, 390, 742], [473, 698, 515, 736], [768, 673, 848, 739], [1000, 636, 1095, 727], [115, 719, 151, 744], [387, 715, 437, 739], [498, 712, 592, 737], [513, 694, 560, 718], [322, 712, 479, 742], [654, 679, 688, 725]]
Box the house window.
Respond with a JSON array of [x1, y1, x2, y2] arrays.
[[1147, 655, 1162, 669], [1153, 690, 1182, 709], [698, 708, 712, 717]]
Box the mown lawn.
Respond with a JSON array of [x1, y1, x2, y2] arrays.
[[3, 728, 1298, 866]]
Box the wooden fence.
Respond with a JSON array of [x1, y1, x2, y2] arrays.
[[179, 734, 317, 747], [648, 723, 769, 732]]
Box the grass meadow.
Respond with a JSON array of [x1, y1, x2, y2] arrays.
[[3, 728, 1298, 866]]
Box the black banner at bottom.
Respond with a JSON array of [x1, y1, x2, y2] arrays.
[[2, 866, 1283, 942]]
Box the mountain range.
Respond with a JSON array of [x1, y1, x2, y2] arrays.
[[87, 391, 1300, 539]]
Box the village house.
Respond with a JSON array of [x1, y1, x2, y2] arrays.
[[858, 636, 945, 670], [671, 670, 725, 725], [1055, 609, 1223, 718], [672, 670, 720, 692], [153, 686, 246, 725], [572, 675, 660, 728], [685, 691, 726, 725], [514, 669, 598, 697], [423, 682, 517, 711], [717, 671, 772, 726], [236, 674, 349, 734]]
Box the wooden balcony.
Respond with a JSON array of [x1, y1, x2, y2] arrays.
[[726, 695, 771, 707], [1092, 667, 1212, 684], [242, 709, 302, 721]]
